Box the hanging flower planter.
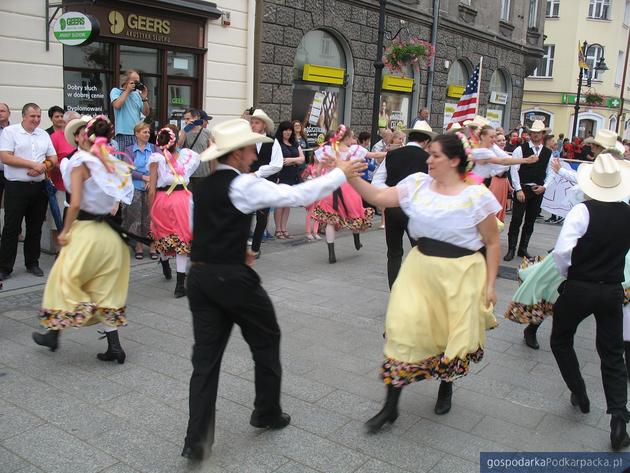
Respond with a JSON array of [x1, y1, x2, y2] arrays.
[[584, 91, 605, 106], [383, 37, 435, 74]]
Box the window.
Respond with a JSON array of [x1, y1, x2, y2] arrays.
[[610, 115, 618, 131], [625, 0, 630, 26], [528, 0, 539, 28], [546, 0, 560, 17], [460, 0, 472, 5], [588, 0, 611, 19], [501, 0, 510, 21], [531, 45, 554, 77], [586, 44, 604, 80], [616, 51, 625, 86]]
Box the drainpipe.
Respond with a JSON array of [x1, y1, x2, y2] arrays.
[[246, 0, 256, 108], [425, 0, 440, 119]]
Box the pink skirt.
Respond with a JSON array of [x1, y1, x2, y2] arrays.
[[489, 176, 509, 222], [150, 189, 192, 256], [313, 182, 374, 231]]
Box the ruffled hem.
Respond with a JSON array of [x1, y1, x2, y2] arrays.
[[151, 233, 190, 256], [382, 348, 485, 386], [40, 303, 127, 330], [504, 300, 554, 325], [312, 207, 374, 231]]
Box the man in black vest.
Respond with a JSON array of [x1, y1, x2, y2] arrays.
[[181, 119, 362, 461], [371, 120, 434, 288], [550, 154, 630, 450], [247, 109, 283, 256], [504, 120, 551, 262]]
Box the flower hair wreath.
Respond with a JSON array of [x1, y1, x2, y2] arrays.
[[158, 127, 177, 150], [455, 132, 474, 172]]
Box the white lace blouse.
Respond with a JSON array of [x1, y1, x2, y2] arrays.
[[149, 148, 200, 188]]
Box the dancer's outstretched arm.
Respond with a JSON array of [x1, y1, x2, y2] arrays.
[[349, 176, 400, 208]]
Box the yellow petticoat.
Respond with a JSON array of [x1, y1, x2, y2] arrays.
[[40, 220, 130, 330], [382, 247, 497, 385]]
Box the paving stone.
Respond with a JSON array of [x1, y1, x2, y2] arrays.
[[0, 399, 46, 441], [280, 394, 351, 436], [0, 445, 27, 472], [98, 464, 143, 473], [354, 458, 413, 473], [273, 460, 321, 473], [428, 456, 478, 473], [106, 366, 189, 403], [3, 424, 116, 473]]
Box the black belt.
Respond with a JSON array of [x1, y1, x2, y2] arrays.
[[416, 237, 484, 258], [77, 210, 152, 246], [156, 184, 186, 192], [332, 188, 347, 213]]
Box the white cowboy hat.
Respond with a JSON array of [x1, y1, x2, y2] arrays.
[[403, 120, 436, 138], [576, 153, 630, 202], [583, 129, 622, 151], [249, 109, 274, 132], [200, 119, 273, 162], [528, 119, 549, 133], [64, 116, 91, 147], [463, 115, 490, 129], [446, 122, 463, 133]]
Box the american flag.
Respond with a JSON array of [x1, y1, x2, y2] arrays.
[[448, 63, 480, 127]]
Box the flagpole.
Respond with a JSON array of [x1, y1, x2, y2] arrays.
[[475, 56, 483, 115]]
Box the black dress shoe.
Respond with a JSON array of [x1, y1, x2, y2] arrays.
[[0, 271, 11, 281], [570, 392, 590, 413], [434, 381, 453, 415], [523, 324, 540, 350], [26, 265, 44, 277], [181, 444, 206, 461], [503, 249, 515, 261], [611, 416, 630, 450], [250, 412, 291, 429], [517, 249, 532, 259]]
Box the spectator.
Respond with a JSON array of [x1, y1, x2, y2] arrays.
[[372, 128, 393, 153], [45, 106, 64, 135], [183, 108, 213, 190], [0, 103, 58, 280], [292, 120, 308, 149], [411, 107, 430, 127], [389, 130, 406, 150], [123, 122, 155, 259], [0, 102, 10, 217], [110, 69, 150, 150], [358, 131, 371, 150], [504, 130, 521, 152]]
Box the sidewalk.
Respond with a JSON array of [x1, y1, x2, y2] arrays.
[[1, 211, 610, 473]]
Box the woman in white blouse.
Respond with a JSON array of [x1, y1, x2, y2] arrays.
[[148, 126, 200, 298], [32, 115, 135, 363], [349, 133, 501, 432]]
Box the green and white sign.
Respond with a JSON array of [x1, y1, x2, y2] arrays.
[[53, 12, 99, 46]]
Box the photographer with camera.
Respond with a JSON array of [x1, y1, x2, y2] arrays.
[[110, 69, 150, 150]]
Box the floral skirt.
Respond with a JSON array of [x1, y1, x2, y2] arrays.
[[150, 189, 191, 256], [382, 247, 496, 386], [40, 220, 129, 330], [313, 182, 374, 231]]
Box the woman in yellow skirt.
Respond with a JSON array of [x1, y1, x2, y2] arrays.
[[32, 115, 134, 363], [349, 132, 501, 433]]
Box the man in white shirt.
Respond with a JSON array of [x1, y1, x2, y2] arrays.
[[0, 102, 10, 225], [0, 103, 58, 279], [371, 128, 393, 153]]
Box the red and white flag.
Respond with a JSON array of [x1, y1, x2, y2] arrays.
[[448, 63, 481, 128]]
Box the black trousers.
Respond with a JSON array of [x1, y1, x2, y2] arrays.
[[384, 207, 416, 289], [551, 280, 630, 420], [507, 187, 543, 250], [185, 262, 283, 447], [250, 208, 269, 253], [0, 180, 47, 272]]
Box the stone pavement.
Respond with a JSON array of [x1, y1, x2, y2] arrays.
[[0, 210, 612, 473]]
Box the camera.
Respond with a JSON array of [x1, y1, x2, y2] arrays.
[[133, 81, 145, 91]]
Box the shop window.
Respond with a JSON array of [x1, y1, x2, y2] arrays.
[[168, 51, 197, 77], [488, 69, 511, 128], [63, 42, 112, 116], [522, 110, 552, 130], [292, 30, 348, 147], [119, 45, 161, 124], [64, 42, 111, 69]]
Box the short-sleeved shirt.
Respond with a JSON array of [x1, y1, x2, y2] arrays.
[[125, 142, 154, 191], [109, 88, 143, 135], [149, 148, 200, 188], [0, 122, 9, 170], [0, 124, 56, 182], [396, 173, 501, 250]]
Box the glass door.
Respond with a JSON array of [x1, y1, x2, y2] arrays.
[[167, 81, 194, 130]]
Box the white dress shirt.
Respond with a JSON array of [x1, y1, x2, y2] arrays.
[[552, 203, 590, 277], [254, 139, 283, 179], [509, 141, 553, 192], [0, 124, 56, 182], [372, 141, 423, 189]]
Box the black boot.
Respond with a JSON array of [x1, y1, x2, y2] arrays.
[[160, 258, 172, 280], [523, 323, 540, 349], [570, 390, 590, 413], [365, 384, 402, 433], [517, 232, 533, 259], [434, 381, 453, 415], [174, 272, 186, 298], [97, 330, 126, 364], [327, 242, 336, 264], [32, 330, 60, 352], [624, 342, 630, 382], [353, 233, 362, 251], [504, 233, 517, 261], [611, 416, 630, 450]]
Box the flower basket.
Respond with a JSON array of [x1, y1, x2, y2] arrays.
[[383, 37, 435, 74], [584, 92, 605, 106]]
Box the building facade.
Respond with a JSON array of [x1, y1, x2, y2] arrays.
[[0, 0, 254, 129], [522, 0, 630, 139], [255, 0, 545, 144]]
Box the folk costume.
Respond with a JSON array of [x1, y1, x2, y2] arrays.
[[32, 116, 134, 362], [149, 129, 200, 297], [182, 119, 349, 461], [547, 155, 630, 450]]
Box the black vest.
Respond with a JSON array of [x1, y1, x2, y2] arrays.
[[384, 145, 429, 187], [250, 139, 278, 181], [517, 143, 552, 185], [190, 169, 253, 265], [568, 200, 630, 283]]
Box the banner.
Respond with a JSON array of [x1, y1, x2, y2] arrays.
[[379, 93, 410, 131]]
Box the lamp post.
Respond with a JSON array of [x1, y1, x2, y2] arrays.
[[571, 41, 608, 139]]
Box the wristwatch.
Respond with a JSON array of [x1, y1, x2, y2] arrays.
[[142, 99, 149, 103]]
